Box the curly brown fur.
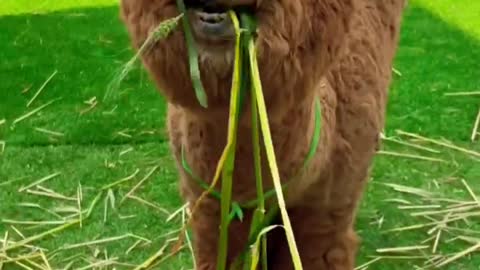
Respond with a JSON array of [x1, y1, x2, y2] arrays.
[[119, 0, 406, 269]]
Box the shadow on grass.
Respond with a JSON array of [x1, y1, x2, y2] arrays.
[[0, 3, 479, 270]]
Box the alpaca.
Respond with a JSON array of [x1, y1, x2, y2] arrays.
[[119, 0, 406, 269]]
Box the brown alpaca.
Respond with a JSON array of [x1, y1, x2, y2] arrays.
[[119, 0, 406, 269]]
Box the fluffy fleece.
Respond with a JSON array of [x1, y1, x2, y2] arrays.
[[119, 0, 406, 269]]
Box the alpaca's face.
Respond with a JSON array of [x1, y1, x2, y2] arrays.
[[120, 0, 355, 108]]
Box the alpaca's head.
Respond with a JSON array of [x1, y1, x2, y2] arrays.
[[120, 0, 356, 109]]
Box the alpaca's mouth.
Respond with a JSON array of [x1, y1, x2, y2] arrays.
[[193, 10, 233, 40], [185, 1, 249, 47]]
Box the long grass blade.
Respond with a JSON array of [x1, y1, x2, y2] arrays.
[[247, 19, 304, 270], [249, 225, 282, 270], [176, 0, 208, 107], [215, 11, 243, 270]]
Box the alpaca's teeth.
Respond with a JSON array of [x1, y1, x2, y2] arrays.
[[198, 12, 227, 24]]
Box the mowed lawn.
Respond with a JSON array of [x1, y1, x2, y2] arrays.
[[1, 1, 479, 269]]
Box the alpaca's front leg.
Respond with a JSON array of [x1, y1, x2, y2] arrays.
[[189, 197, 254, 270], [267, 204, 358, 270]]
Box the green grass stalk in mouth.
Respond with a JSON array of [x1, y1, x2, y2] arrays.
[[243, 14, 304, 270], [223, 10, 304, 270], [239, 11, 268, 270], [176, 0, 209, 108], [214, 11, 244, 270]]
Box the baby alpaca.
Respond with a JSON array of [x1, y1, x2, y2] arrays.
[[119, 0, 406, 269]]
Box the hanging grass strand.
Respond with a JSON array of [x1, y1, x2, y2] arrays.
[[249, 225, 283, 270], [176, 0, 208, 108], [169, 7, 304, 270], [246, 18, 304, 270], [242, 12, 268, 270], [215, 11, 244, 270]]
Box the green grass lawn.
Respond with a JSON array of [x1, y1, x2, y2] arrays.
[[1, 1, 479, 269]]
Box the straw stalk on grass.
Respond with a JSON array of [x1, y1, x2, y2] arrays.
[[19, 172, 62, 192], [13, 98, 60, 125], [26, 70, 57, 108], [396, 130, 480, 158]]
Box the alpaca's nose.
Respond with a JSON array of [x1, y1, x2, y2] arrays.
[[215, 0, 257, 7], [199, 0, 257, 7], [199, 0, 216, 6], [184, 0, 221, 9], [184, 0, 256, 9]]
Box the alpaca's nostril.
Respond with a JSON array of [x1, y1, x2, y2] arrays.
[[184, 0, 227, 13]]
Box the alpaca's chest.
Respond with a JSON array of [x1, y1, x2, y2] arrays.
[[167, 85, 337, 205]]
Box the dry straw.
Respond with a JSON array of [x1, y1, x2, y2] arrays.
[[26, 70, 57, 107]]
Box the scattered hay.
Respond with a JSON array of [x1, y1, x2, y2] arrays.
[[21, 85, 32, 94], [18, 172, 62, 192], [380, 133, 440, 154], [443, 91, 480, 97], [0, 174, 182, 269], [132, 238, 179, 270], [101, 168, 140, 190], [116, 129, 133, 138], [34, 127, 65, 137], [0, 141, 5, 155], [365, 130, 480, 269], [121, 165, 159, 204], [377, 150, 447, 163], [374, 179, 480, 268], [396, 130, 480, 158], [126, 194, 171, 216], [0, 150, 185, 270], [392, 67, 402, 77], [471, 108, 480, 142], [376, 245, 430, 253], [25, 185, 77, 201], [12, 99, 60, 126], [26, 70, 58, 108], [79, 96, 98, 115], [61, 234, 150, 250], [119, 147, 134, 157], [1, 220, 79, 253]]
